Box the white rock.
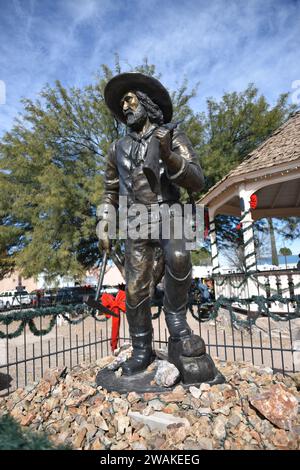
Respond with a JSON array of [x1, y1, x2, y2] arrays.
[[213, 417, 226, 441], [95, 356, 114, 369], [112, 397, 129, 414], [108, 346, 133, 371], [259, 366, 273, 375], [154, 360, 180, 387], [197, 437, 214, 450], [142, 405, 154, 416], [227, 412, 241, 428], [200, 383, 211, 392], [197, 408, 212, 415], [214, 405, 231, 416], [116, 415, 130, 434], [138, 425, 151, 439], [128, 411, 190, 432], [114, 368, 123, 378], [189, 386, 201, 399], [111, 441, 128, 450], [148, 399, 165, 411], [113, 343, 131, 356], [94, 415, 109, 431], [131, 442, 148, 450]]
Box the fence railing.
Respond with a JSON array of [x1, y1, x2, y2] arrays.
[[214, 268, 300, 315], [0, 294, 299, 396]]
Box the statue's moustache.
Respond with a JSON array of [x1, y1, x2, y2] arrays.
[[124, 110, 134, 117]]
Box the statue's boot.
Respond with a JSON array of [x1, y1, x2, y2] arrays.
[[164, 265, 206, 369], [164, 264, 193, 340], [122, 297, 155, 375], [166, 302, 218, 384]]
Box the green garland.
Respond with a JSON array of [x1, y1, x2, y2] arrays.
[[0, 320, 26, 340], [1, 294, 299, 339], [188, 294, 300, 327], [28, 316, 58, 336], [254, 277, 300, 293], [214, 294, 300, 325], [214, 270, 300, 293], [0, 303, 107, 339], [90, 311, 111, 323], [0, 302, 164, 338], [189, 303, 217, 322], [0, 304, 83, 325], [214, 275, 247, 289]]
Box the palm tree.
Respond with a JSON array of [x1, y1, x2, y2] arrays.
[[279, 247, 292, 269], [267, 218, 279, 266]]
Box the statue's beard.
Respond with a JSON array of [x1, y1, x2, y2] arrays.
[[125, 104, 148, 131]]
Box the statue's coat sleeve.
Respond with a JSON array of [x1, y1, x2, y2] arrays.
[[166, 130, 205, 193], [102, 141, 119, 208]]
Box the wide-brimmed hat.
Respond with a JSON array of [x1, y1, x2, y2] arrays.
[[104, 72, 173, 124]]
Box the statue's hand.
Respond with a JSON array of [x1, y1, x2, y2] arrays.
[[97, 221, 111, 253], [155, 127, 171, 161]]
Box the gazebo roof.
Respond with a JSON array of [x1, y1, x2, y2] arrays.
[[199, 111, 300, 206]]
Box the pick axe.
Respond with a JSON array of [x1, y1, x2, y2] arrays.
[[85, 251, 119, 318]]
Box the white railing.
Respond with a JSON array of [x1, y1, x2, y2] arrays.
[[214, 269, 300, 314]]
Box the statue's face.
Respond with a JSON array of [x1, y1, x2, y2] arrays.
[[121, 91, 147, 130], [121, 91, 139, 114]]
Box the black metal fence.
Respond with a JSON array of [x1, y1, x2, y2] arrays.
[[0, 297, 299, 397]]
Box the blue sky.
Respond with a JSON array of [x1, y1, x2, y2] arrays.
[[0, 0, 300, 253], [0, 0, 300, 136]]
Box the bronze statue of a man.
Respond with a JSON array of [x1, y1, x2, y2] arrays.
[[98, 73, 206, 378]]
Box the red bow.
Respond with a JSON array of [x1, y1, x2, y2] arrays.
[[250, 194, 258, 210], [101, 290, 126, 351]]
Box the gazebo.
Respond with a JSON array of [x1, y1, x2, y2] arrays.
[[199, 111, 300, 312]]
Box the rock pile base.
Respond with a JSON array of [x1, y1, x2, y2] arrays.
[[0, 356, 299, 450]]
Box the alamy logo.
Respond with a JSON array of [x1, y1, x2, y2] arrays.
[[96, 197, 205, 251], [0, 80, 6, 105]]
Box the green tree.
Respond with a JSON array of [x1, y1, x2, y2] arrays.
[[191, 247, 211, 266], [0, 58, 203, 280], [0, 76, 110, 280], [200, 84, 295, 190], [1, 59, 298, 280], [267, 217, 279, 266], [279, 247, 292, 269], [0, 414, 70, 450], [200, 85, 297, 250]]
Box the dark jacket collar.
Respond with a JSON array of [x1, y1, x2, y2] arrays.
[[128, 124, 158, 142]]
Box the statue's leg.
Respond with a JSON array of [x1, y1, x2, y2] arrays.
[[161, 232, 193, 339], [121, 238, 155, 375], [161, 216, 206, 365]]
